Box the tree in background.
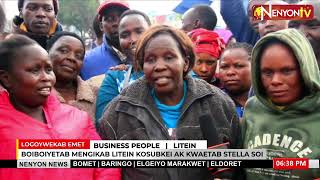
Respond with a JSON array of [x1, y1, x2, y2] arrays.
[[0, 1, 6, 33], [58, 0, 99, 39]]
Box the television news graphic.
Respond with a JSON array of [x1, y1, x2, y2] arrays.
[[252, 4, 314, 21], [273, 158, 319, 170], [18, 139, 91, 149], [0, 139, 315, 170]]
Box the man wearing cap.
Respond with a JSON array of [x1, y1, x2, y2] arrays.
[[12, 0, 62, 49], [289, 1, 320, 67], [80, 0, 129, 80]]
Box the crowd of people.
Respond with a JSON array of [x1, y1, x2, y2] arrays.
[[0, 0, 320, 179]]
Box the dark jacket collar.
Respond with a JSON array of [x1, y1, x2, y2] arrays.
[[119, 75, 214, 108], [13, 21, 63, 49], [102, 34, 126, 62]]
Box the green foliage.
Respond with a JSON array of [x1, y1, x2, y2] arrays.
[[58, 0, 99, 39]]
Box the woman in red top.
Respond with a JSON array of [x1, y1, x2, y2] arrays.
[[0, 35, 120, 180]]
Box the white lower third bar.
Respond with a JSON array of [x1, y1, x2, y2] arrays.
[[309, 160, 319, 168]]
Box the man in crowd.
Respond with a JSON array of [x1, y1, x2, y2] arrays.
[[221, 0, 291, 45], [181, 5, 217, 33], [258, 1, 289, 37], [221, 0, 260, 45], [80, 0, 129, 80], [91, 14, 104, 49], [289, 0, 320, 67], [13, 0, 62, 48]]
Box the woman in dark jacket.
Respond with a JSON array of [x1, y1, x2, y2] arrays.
[[98, 25, 240, 180]]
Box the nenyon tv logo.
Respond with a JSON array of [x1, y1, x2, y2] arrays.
[[252, 4, 314, 20]]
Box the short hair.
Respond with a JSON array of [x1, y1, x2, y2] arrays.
[[192, 5, 217, 30], [0, 35, 37, 72], [46, 31, 85, 52], [134, 25, 195, 77], [224, 42, 253, 61], [119, 10, 152, 26], [0, 3, 6, 33], [18, 0, 59, 15], [93, 14, 103, 39]]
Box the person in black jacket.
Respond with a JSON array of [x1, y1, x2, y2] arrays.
[[99, 25, 241, 180], [289, 0, 320, 67], [12, 0, 62, 49]]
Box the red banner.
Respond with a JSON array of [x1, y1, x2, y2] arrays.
[[18, 139, 90, 149], [273, 158, 309, 170]]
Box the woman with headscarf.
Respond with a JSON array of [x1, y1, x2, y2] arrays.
[[188, 28, 225, 87]]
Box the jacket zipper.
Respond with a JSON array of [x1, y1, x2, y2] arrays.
[[119, 99, 171, 140], [120, 93, 212, 140], [176, 93, 212, 128]]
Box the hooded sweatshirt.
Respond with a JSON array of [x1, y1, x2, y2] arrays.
[[242, 29, 320, 179]]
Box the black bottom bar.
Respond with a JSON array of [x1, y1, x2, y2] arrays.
[[0, 160, 273, 168], [71, 160, 134, 168], [239, 160, 273, 168], [0, 160, 17, 168], [70, 160, 273, 168]]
